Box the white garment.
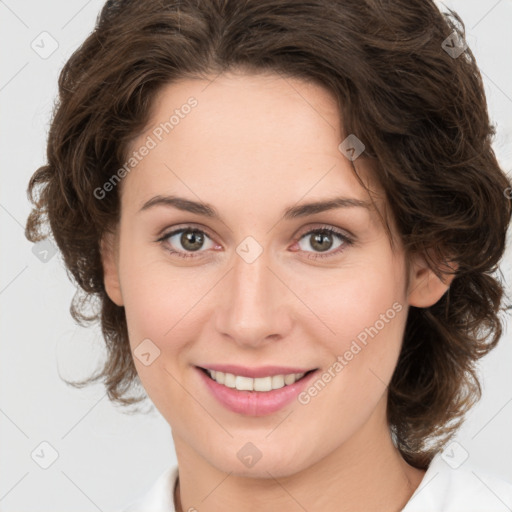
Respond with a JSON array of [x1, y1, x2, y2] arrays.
[[120, 452, 512, 511]]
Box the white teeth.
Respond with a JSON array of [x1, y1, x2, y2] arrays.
[[224, 373, 236, 388], [206, 370, 307, 392], [284, 374, 296, 385], [271, 375, 285, 390], [254, 376, 272, 392], [235, 376, 254, 391]]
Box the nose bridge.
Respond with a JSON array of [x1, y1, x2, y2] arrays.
[[233, 248, 270, 307], [215, 244, 290, 346]]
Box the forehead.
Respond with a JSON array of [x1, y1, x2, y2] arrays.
[[121, 72, 381, 218]]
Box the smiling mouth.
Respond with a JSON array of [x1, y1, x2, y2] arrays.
[[198, 367, 317, 392]]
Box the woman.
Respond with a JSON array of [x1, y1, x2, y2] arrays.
[[25, 0, 512, 510]]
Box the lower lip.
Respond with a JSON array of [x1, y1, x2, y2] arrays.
[[196, 367, 318, 416]]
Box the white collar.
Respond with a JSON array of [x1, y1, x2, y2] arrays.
[[122, 453, 512, 511]]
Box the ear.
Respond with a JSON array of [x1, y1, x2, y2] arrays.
[[100, 230, 124, 307], [407, 251, 458, 308]]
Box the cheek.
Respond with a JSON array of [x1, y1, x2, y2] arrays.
[[337, 272, 405, 348], [294, 258, 406, 346], [292, 268, 407, 443], [116, 243, 198, 352], [295, 258, 408, 398], [281, 266, 407, 462], [118, 259, 203, 409]]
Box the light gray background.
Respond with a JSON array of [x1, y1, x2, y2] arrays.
[[1, 1, 511, 511]]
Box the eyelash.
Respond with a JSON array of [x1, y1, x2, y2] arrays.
[[156, 225, 354, 260]]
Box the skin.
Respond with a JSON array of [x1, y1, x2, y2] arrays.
[[101, 71, 455, 512]]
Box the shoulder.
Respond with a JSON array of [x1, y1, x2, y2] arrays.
[[119, 465, 179, 512], [403, 451, 512, 512]]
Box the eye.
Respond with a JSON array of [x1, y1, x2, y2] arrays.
[[157, 224, 354, 260], [294, 226, 353, 259], [157, 226, 217, 259]]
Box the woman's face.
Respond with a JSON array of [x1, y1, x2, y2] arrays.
[[102, 72, 439, 477]]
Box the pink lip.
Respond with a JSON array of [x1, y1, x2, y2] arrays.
[[196, 366, 318, 416], [196, 364, 315, 379]]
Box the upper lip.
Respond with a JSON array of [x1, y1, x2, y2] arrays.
[[197, 364, 317, 378]]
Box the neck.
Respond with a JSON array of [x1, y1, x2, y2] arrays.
[[172, 402, 425, 511]]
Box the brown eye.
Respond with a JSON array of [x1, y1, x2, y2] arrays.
[[159, 227, 216, 258], [308, 232, 334, 252], [297, 227, 353, 259], [179, 230, 205, 251]]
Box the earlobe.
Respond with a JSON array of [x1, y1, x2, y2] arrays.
[[407, 252, 458, 308], [100, 231, 124, 307]]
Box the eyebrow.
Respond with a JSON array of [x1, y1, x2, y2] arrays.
[[139, 194, 372, 220]]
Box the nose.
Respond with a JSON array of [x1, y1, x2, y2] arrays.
[[214, 246, 293, 349]]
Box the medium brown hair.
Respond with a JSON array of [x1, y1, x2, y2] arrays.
[[25, 0, 511, 469]]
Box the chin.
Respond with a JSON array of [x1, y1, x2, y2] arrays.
[[207, 446, 312, 479]]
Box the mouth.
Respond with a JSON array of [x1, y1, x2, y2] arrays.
[[196, 365, 320, 416], [197, 366, 318, 392]]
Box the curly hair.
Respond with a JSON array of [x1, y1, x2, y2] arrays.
[[25, 0, 511, 470]]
